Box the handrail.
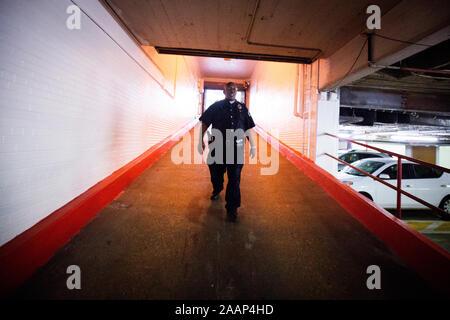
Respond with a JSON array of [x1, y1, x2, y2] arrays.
[[326, 153, 448, 218], [325, 133, 450, 219]]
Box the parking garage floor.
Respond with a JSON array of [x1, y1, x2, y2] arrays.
[[394, 210, 450, 252], [11, 133, 444, 299]]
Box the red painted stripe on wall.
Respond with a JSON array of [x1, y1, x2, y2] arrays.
[[256, 125, 450, 296], [0, 119, 198, 296]]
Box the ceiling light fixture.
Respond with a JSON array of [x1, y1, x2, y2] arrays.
[[391, 135, 438, 142]]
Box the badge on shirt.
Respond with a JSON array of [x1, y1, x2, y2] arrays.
[[237, 103, 242, 110]]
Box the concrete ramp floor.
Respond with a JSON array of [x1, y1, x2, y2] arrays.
[[12, 135, 443, 299]]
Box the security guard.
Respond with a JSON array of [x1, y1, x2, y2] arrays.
[[198, 82, 256, 222]]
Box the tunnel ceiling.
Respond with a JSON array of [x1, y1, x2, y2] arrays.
[[104, 0, 400, 63]]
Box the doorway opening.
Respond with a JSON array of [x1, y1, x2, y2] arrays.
[[203, 89, 246, 111]]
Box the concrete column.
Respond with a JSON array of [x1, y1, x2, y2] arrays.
[[315, 91, 339, 174]]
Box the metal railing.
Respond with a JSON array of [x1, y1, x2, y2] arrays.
[[325, 133, 450, 219]]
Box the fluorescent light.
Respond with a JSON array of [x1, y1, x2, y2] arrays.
[[391, 135, 438, 142], [353, 134, 374, 140]]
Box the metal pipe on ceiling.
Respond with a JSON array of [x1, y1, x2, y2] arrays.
[[369, 63, 450, 75]]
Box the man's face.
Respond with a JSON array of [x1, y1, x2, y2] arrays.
[[223, 84, 237, 101]]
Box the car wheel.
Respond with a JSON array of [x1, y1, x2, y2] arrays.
[[439, 196, 450, 220], [359, 192, 373, 201]]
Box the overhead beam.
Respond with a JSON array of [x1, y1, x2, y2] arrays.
[[204, 81, 247, 90], [154, 47, 313, 64], [340, 86, 450, 116], [319, 0, 450, 91], [347, 72, 450, 94]]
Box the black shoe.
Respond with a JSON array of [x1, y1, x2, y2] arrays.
[[227, 209, 238, 222], [210, 189, 222, 200]]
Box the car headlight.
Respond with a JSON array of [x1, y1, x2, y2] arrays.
[[341, 181, 353, 186]]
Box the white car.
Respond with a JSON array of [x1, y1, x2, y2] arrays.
[[337, 150, 391, 171], [336, 158, 450, 218]]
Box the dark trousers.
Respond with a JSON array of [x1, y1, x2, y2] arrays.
[[208, 163, 244, 211]]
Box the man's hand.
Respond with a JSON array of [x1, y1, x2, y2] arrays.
[[198, 140, 205, 155], [249, 145, 256, 159], [198, 122, 208, 155]]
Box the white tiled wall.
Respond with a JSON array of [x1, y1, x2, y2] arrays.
[[249, 61, 320, 160], [249, 62, 304, 153], [438, 146, 450, 169], [0, 0, 198, 246]]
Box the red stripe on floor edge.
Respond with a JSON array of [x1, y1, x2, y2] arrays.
[[256, 125, 450, 296]]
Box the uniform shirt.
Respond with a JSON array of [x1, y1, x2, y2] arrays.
[[199, 99, 255, 140]]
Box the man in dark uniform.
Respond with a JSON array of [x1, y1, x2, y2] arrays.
[[198, 82, 256, 222]]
